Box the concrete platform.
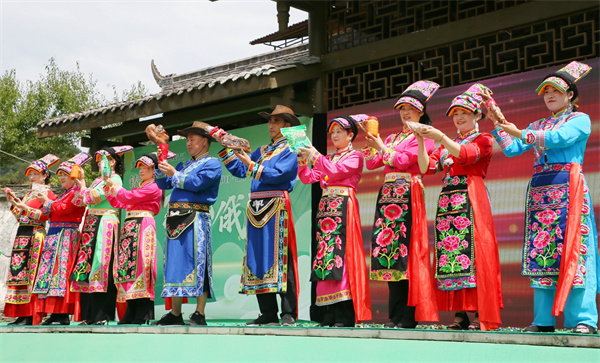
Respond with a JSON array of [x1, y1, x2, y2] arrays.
[[1, 322, 598, 349]]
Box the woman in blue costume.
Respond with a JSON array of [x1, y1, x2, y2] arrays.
[[487, 61, 598, 334], [154, 122, 221, 326]]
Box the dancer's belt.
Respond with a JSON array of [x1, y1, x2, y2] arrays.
[[322, 186, 351, 197], [126, 210, 154, 219], [49, 222, 79, 229], [168, 202, 209, 212], [250, 190, 285, 199], [384, 172, 414, 183], [88, 208, 118, 216]]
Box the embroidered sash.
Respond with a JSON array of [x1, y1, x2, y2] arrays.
[[7, 226, 36, 286], [70, 214, 101, 282], [166, 208, 197, 240], [434, 176, 476, 286], [311, 194, 348, 281], [114, 217, 142, 283], [522, 163, 570, 277], [370, 174, 412, 281]]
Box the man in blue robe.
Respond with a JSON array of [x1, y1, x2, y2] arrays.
[[154, 122, 221, 325], [218, 105, 300, 326]]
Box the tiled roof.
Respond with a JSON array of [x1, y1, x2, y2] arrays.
[[37, 44, 319, 132], [250, 20, 308, 45]]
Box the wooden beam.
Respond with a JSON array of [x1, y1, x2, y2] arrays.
[[37, 64, 320, 139], [321, 1, 598, 71], [92, 92, 276, 140]]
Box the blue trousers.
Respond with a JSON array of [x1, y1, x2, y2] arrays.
[[532, 286, 598, 328]]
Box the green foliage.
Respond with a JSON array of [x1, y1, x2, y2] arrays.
[[0, 58, 148, 185]]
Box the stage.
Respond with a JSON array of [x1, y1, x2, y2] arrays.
[[1, 322, 598, 362]]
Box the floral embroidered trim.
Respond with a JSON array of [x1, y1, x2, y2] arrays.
[[523, 129, 536, 145], [536, 130, 546, 150], [361, 147, 377, 161], [437, 275, 476, 291], [41, 199, 54, 216], [382, 147, 397, 167], [297, 157, 308, 166], [104, 183, 121, 197], [315, 289, 352, 306], [308, 150, 320, 166], [493, 127, 513, 149], [87, 208, 118, 216], [169, 202, 209, 211], [370, 269, 408, 281]]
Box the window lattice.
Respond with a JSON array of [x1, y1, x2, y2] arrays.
[[327, 10, 599, 110], [328, 0, 530, 52]]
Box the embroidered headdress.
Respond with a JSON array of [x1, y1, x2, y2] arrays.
[[57, 152, 91, 175], [25, 154, 60, 176], [327, 114, 367, 141], [446, 83, 491, 116], [394, 80, 440, 112], [94, 145, 133, 162], [535, 61, 591, 99], [135, 151, 176, 168]]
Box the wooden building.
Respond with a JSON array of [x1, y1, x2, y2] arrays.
[[37, 0, 599, 153]]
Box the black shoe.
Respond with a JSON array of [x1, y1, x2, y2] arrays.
[[281, 314, 296, 326], [396, 322, 417, 329], [153, 312, 184, 326], [523, 325, 555, 333], [186, 311, 207, 326], [573, 323, 597, 334], [383, 321, 397, 328], [447, 312, 470, 330], [7, 316, 32, 326], [78, 321, 91, 326], [41, 314, 70, 326], [92, 320, 108, 326], [246, 314, 280, 326]]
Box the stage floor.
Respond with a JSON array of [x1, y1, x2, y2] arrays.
[[0, 321, 598, 362]]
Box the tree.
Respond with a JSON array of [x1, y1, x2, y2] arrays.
[[0, 58, 149, 185]]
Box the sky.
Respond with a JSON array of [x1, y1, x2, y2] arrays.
[[0, 0, 307, 100]]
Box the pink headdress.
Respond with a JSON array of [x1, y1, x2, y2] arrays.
[[94, 145, 133, 162], [57, 152, 91, 175], [135, 151, 176, 168], [394, 80, 440, 112], [25, 154, 60, 176], [446, 83, 491, 116], [535, 61, 591, 95]]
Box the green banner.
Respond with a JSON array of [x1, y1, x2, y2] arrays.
[[122, 118, 313, 320]]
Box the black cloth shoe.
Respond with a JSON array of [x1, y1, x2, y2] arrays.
[[186, 311, 207, 326], [523, 325, 555, 333], [153, 312, 184, 326], [447, 312, 470, 330], [281, 314, 296, 326], [396, 322, 418, 329], [383, 321, 397, 328], [41, 314, 70, 326], [573, 323, 597, 334], [92, 320, 108, 325], [246, 314, 280, 326], [8, 316, 32, 326]]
